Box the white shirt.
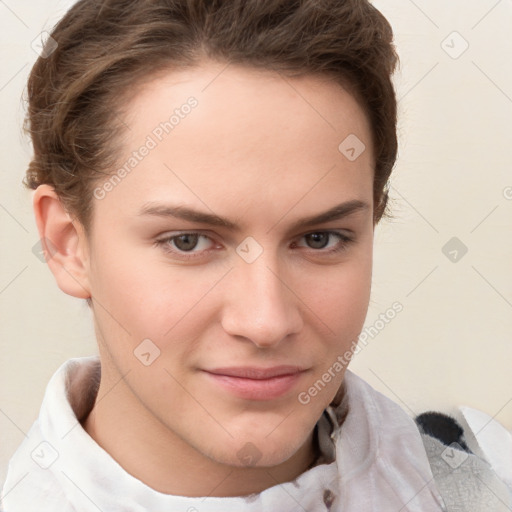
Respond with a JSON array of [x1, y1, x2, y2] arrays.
[[1, 356, 446, 511]]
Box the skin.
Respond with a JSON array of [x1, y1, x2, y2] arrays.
[[33, 60, 375, 497]]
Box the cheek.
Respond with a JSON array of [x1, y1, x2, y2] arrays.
[[306, 253, 372, 329], [300, 249, 373, 371], [296, 257, 372, 405], [87, 240, 227, 354]]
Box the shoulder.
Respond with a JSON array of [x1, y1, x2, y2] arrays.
[[0, 420, 76, 512], [1, 357, 100, 512], [416, 412, 512, 512]]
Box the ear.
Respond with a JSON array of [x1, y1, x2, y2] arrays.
[[33, 184, 91, 299]]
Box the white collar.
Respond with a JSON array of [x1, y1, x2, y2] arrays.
[[1, 356, 446, 511]]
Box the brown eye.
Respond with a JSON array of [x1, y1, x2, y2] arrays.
[[304, 232, 330, 249], [295, 231, 354, 255], [155, 232, 217, 260], [172, 233, 200, 252]]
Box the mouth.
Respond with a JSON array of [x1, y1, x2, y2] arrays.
[[201, 366, 307, 401]]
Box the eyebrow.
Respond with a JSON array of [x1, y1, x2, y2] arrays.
[[138, 199, 370, 232]]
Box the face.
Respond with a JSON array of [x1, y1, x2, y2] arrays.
[[82, 61, 375, 469]]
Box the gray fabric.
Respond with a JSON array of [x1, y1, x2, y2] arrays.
[[421, 433, 512, 511]]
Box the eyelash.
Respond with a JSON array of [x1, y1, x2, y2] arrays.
[[154, 231, 354, 261]]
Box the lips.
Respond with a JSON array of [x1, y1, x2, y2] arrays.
[[206, 366, 304, 379], [202, 366, 307, 400]]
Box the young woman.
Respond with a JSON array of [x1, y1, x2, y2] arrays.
[[1, 0, 510, 510]]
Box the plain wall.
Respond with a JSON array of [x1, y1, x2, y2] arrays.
[[1, 0, 511, 484]]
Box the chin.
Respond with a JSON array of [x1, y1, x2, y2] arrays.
[[206, 432, 309, 469]]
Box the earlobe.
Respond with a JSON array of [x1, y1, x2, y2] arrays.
[[32, 184, 91, 299]]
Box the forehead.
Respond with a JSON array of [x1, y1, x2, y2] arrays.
[[93, 61, 374, 226], [124, 61, 373, 153]]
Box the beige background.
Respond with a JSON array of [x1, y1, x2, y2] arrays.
[[1, 0, 511, 485]]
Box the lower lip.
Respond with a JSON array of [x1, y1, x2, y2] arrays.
[[203, 372, 304, 401]]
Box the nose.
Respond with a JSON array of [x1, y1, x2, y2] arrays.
[[220, 254, 303, 349]]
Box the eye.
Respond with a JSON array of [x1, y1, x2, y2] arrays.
[[155, 232, 216, 259], [294, 231, 354, 254], [155, 230, 354, 261]]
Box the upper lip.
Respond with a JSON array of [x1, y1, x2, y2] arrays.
[[203, 366, 306, 380]]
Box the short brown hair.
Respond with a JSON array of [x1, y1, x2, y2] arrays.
[[24, 0, 398, 230]]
